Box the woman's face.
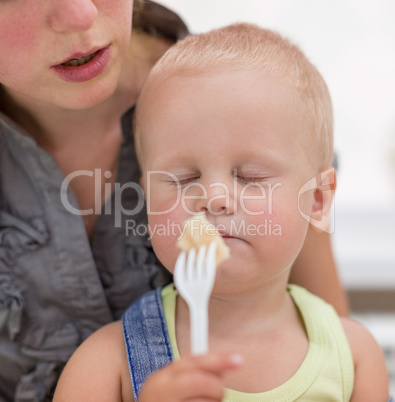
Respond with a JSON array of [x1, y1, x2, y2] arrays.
[[0, 0, 133, 109]]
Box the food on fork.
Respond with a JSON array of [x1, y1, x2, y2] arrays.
[[177, 214, 230, 266]]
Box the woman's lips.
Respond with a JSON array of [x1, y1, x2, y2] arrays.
[[51, 45, 111, 83]]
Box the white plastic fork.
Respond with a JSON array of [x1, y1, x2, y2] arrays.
[[174, 241, 217, 355]]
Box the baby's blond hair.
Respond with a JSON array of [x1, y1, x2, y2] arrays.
[[136, 23, 333, 169]]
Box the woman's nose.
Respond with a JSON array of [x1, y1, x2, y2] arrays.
[[48, 0, 98, 33]]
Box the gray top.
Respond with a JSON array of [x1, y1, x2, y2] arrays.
[[0, 108, 171, 401]]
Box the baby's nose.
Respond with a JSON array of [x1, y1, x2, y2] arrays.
[[194, 181, 235, 216]]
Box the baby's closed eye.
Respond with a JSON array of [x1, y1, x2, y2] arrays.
[[168, 174, 200, 187]]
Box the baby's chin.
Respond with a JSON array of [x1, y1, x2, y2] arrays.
[[210, 261, 249, 292]]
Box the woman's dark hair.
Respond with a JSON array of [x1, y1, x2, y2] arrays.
[[133, 0, 189, 42], [132, 0, 144, 23]]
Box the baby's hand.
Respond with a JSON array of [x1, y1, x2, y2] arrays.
[[139, 352, 243, 402]]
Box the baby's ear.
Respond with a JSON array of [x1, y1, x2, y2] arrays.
[[309, 167, 336, 233]]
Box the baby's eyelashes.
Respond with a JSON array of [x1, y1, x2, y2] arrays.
[[168, 175, 200, 187], [232, 168, 272, 185], [236, 175, 269, 184], [167, 173, 271, 189]]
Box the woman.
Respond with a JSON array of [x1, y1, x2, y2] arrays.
[[0, 1, 346, 400]]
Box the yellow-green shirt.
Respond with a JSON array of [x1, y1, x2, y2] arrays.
[[161, 284, 354, 401]]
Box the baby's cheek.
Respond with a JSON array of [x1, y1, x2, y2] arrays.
[[239, 183, 283, 216], [240, 198, 270, 217], [267, 201, 310, 256], [146, 188, 180, 214], [148, 208, 187, 271], [244, 185, 307, 240]]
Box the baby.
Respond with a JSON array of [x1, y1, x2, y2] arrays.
[[54, 24, 389, 401]]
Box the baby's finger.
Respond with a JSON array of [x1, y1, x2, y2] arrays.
[[173, 352, 243, 376], [186, 399, 223, 402], [174, 371, 225, 401]]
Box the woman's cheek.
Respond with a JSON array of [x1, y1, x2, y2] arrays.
[[0, 4, 41, 49], [0, 13, 40, 78]]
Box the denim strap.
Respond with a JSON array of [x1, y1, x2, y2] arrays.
[[122, 288, 174, 401]]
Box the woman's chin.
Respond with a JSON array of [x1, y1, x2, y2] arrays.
[[46, 59, 124, 110], [55, 81, 119, 110]]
